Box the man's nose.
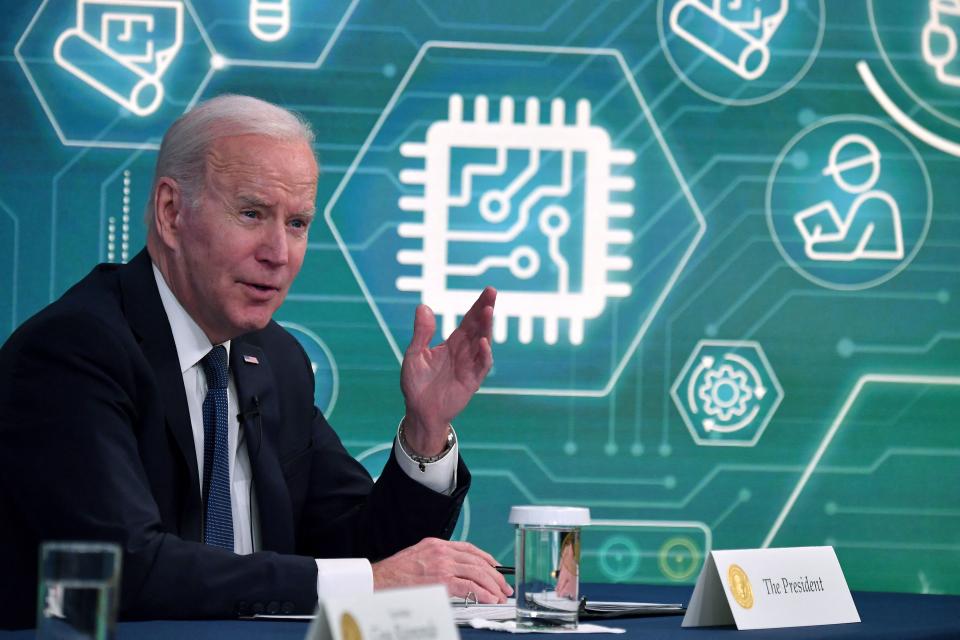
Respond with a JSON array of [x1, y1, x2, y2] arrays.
[[257, 220, 289, 266]]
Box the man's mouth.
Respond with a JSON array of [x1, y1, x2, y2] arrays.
[[240, 281, 281, 296]]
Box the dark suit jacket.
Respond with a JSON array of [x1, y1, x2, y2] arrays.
[[0, 250, 469, 629]]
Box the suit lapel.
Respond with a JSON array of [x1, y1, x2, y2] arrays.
[[118, 250, 203, 539], [231, 339, 296, 554]]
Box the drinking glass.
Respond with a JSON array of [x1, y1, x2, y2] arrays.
[[509, 506, 590, 629], [37, 541, 121, 640]]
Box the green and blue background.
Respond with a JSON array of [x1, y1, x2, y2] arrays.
[[1, 0, 957, 595]]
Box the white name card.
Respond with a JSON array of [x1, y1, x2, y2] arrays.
[[306, 584, 458, 640], [682, 546, 860, 631]]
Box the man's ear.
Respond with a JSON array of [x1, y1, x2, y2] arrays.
[[153, 177, 185, 250]]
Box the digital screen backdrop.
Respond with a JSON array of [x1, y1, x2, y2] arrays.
[[1, 0, 958, 595]]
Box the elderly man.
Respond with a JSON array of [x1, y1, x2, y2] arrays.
[[0, 95, 510, 629]]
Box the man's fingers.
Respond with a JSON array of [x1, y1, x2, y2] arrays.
[[376, 539, 512, 603], [427, 539, 511, 598], [460, 558, 512, 598], [451, 321, 493, 375], [452, 563, 511, 603], [448, 577, 503, 604], [406, 303, 436, 355], [444, 540, 499, 566], [459, 287, 496, 333], [445, 552, 511, 598], [478, 304, 494, 345], [474, 337, 493, 375]]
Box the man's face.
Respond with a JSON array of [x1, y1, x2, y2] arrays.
[[171, 134, 318, 343]]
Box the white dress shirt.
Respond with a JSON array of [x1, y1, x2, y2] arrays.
[[151, 265, 458, 600]]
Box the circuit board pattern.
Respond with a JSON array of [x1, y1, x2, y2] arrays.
[[397, 94, 636, 346], [1, 0, 958, 595]]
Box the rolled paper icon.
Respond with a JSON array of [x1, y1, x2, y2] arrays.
[[670, 0, 772, 81], [54, 28, 164, 116]]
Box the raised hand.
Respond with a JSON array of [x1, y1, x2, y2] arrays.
[[400, 287, 496, 456]]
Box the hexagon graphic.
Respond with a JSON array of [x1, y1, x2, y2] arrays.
[[325, 42, 706, 397], [16, 0, 215, 149], [671, 339, 783, 447], [189, 0, 357, 68]]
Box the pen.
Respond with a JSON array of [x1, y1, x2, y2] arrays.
[[495, 566, 515, 575]]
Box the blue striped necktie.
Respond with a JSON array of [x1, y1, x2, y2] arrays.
[[200, 345, 233, 551]]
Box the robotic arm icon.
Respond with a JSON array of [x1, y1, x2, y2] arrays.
[[923, 0, 960, 87]]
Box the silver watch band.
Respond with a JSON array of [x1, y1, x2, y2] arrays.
[[398, 422, 456, 472]]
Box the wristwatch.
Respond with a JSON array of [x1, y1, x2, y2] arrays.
[[398, 421, 456, 472]]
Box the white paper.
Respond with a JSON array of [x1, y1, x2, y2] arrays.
[[306, 584, 458, 640], [682, 553, 735, 627], [451, 598, 516, 624], [468, 619, 625, 634], [683, 546, 860, 631]]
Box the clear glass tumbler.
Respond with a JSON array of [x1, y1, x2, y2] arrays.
[[509, 506, 590, 629], [37, 541, 122, 640]]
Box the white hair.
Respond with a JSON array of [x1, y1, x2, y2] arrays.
[[145, 94, 315, 231]]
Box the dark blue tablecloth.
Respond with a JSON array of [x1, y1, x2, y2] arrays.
[[4, 583, 959, 638]]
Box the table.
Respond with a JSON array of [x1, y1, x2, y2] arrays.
[[4, 583, 958, 638]]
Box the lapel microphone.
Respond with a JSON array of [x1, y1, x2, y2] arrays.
[[238, 395, 262, 463]]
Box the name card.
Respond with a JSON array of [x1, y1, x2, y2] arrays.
[[306, 584, 458, 640], [682, 546, 860, 631]]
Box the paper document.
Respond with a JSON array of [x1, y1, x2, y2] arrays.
[[449, 597, 685, 625], [468, 619, 625, 634], [242, 607, 516, 624], [581, 600, 686, 619], [451, 597, 516, 624], [243, 597, 685, 624]]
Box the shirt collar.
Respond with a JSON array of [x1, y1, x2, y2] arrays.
[[152, 263, 231, 374]]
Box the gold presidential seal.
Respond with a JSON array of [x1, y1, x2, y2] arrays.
[[340, 612, 362, 640], [727, 564, 754, 609]]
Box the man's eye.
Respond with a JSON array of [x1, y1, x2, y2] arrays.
[[290, 218, 309, 230], [241, 210, 259, 219]]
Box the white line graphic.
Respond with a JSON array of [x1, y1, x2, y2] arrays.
[[858, 60, 960, 157], [762, 374, 960, 548], [324, 41, 707, 397]]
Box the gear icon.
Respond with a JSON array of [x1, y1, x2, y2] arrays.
[[697, 364, 754, 421], [672, 340, 783, 446]]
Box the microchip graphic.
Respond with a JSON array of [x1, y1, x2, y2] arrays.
[[396, 94, 636, 345]]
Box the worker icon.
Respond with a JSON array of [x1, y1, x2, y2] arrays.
[[793, 134, 904, 263], [766, 116, 932, 291]]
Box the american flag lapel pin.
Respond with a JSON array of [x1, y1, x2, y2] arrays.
[[243, 354, 260, 365]]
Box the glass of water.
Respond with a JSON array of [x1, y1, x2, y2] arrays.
[[37, 541, 121, 640], [509, 506, 590, 629]]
